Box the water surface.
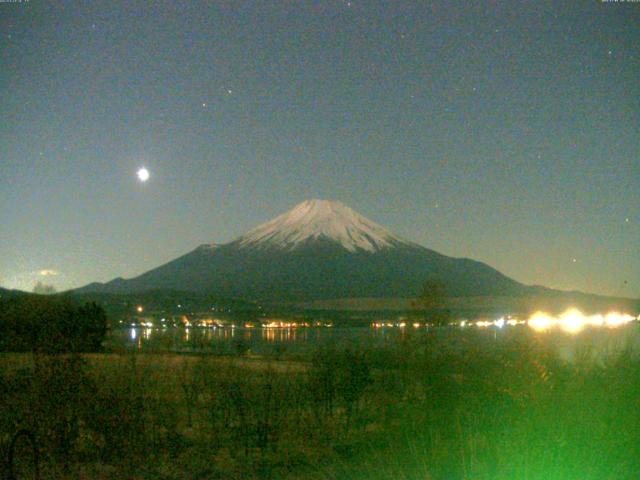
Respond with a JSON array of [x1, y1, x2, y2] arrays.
[[108, 322, 640, 361]]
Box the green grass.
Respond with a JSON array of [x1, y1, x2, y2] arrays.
[[1, 331, 640, 479]]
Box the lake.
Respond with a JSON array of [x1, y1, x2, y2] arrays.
[[108, 320, 640, 362]]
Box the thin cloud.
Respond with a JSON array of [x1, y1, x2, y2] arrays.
[[36, 269, 60, 277]]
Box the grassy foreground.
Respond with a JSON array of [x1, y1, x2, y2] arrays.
[[1, 330, 640, 479]]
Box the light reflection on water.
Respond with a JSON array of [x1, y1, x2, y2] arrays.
[[111, 322, 640, 361], [114, 325, 358, 354]]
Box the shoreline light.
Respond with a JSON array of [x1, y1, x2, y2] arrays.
[[528, 309, 636, 334], [367, 310, 636, 332]]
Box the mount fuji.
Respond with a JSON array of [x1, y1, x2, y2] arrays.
[[76, 199, 535, 300]]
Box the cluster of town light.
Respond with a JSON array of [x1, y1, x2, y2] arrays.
[[468, 310, 637, 333], [371, 309, 637, 334], [262, 320, 332, 328], [132, 304, 635, 334], [526, 309, 636, 334], [130, 307, 337, 330]]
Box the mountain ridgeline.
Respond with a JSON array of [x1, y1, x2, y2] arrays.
[[76, 200, 541, 301]]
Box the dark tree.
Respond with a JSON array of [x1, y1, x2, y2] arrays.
[[414, 279, 452, 326], [33, 281, 57, 295], [0, 296, 108, 353]]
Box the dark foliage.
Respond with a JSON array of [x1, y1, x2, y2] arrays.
[[0, 295, 107, 353], [413, 278, 452, 326], [1, 334, 640, 479]]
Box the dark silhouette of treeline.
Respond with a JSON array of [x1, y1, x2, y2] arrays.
[[0, 295, 107, 353]]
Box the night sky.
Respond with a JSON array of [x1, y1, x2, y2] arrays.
[[1, 1, 638, 297]]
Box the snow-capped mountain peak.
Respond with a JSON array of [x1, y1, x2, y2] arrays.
[[236, 199, 408, 252]]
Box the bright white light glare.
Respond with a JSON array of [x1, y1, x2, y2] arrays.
[[528, 312, 555, 332], [369, 310, 636, 332], [137, 167, 150, 182], [527, 309, 635, 334], [559, 309, 586, 334], [604, 312, 635, 328], [475, 320, 493, 328]]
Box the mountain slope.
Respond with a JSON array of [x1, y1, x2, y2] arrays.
[[76, 199, 535, 300], [0, 287, 31, 299]]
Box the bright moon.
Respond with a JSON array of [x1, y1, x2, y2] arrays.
[[137, 167, 150, 182]]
